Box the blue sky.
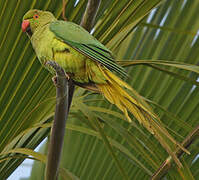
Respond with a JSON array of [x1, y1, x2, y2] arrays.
[[8, 140, 46, 180], [8, 159, 34, 180]]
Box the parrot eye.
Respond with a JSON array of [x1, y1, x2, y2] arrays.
[[33, 14, 39, 19]]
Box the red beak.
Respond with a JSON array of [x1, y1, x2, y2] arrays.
[[21, 20, 30, 32]]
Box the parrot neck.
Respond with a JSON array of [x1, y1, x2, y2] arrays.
[[30, 20, 56, 38]]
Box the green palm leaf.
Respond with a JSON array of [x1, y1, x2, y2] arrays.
[[0, 0, 198, 180]]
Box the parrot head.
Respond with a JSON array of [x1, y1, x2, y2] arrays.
[[22, 9, 56, 37]]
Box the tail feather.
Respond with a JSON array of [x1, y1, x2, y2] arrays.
[[97, 68, 155, 133], [95, 67, 189, 167]]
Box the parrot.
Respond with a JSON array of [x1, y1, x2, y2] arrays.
[[21, 9, 188, 165]]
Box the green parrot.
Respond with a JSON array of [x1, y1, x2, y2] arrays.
[[21, 10, 188, 164], [21, 9, 153, 125]]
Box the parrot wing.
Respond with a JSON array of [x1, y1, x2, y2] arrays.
[[49, 21, 128, 77]]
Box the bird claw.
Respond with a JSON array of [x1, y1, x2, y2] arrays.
[[65, 73, 70, 80], [52, 76, 58, 86], [52, 73, 70, 86]]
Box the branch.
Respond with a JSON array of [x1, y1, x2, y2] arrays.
[[62, 0, 67, 21], [151, 125, 199, 180], [45, 1, 101, 178], [80, 0, 101, 32], [45, 61, 75, 180]]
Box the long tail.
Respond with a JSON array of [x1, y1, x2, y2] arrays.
[[95, 67, 189, 166], [97, 68, 158, 133]]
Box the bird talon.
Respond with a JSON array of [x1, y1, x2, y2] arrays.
[[52, 76, 58, 85], [52, 76, 61, 88], [52, 74, 69, 87], [65, 73, 70, 80]]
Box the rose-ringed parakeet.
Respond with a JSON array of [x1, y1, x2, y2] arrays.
[[21, 9, 153, 124], [21, 10, 188, 163]]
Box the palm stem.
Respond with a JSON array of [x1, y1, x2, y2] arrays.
[[151, 125, 199, 180], [80, 0, 101, 32], [45, 61, 74, 180], [45, 0, 101, 179]]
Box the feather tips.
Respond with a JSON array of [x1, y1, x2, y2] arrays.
[[49, 21, 128, 78], [96, 67, 189, 167]]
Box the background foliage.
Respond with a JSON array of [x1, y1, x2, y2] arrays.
[[0, 0, 198, 179]]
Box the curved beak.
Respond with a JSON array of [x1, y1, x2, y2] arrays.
[[21, 20, 30, 32]]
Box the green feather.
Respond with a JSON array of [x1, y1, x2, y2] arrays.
[[49, 21, 128, 77]]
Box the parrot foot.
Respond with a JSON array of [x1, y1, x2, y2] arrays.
[[52, 76, 58, 86], [52, 73, 70, 87], [65, 73, 70, 80], [51, 76, 63, 88], [45, 61, 70, 86]]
